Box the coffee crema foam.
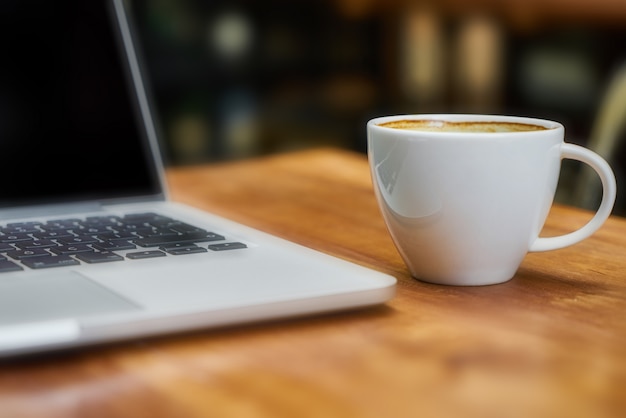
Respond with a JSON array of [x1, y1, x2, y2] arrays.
[[379, 119, 549, 133]]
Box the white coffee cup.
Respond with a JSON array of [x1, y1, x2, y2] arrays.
[[367, 114, 617, 286]]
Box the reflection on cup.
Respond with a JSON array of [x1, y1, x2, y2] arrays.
[[374, 139, 442, 222]]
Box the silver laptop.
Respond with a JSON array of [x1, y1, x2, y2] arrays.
[[0, 0, 396, 357]]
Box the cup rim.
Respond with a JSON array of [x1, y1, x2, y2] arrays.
[[367, 114, 564, 135]]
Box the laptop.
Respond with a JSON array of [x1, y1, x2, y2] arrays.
[[0, 0, 396, 357]]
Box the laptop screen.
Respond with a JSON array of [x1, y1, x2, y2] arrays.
[[0, 0, 163, 209]]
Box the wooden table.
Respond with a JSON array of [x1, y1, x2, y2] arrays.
[[1, 148, 624, 418]]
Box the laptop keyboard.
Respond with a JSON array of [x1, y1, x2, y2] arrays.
[[0, 212, 247, 273]]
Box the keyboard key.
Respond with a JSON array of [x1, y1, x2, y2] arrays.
[[150, 220, 206, 234], [208, 242, 247, 251], [123, 213, 169, 223], [126, 250, 167, 260], [56, 235, 100, 245], [160, 244, 208, 255], [167, 247, 208, 255], [159, 242, 198, 250], [6, 221, 43, 228], [21, 255, 80, 269], [6, 248, 51, 259], [49, 244, 95, 255], [134, 231, 224, 247], [14, 239, 58, 250], [95, 231, 137, 241], [0, 233, 32, 243], [75, 251, 124, 264], [131, 227, 159, 237], [44, 219, 81, 229], [0, 260, 24, 273], [74, 226, 112, 235], [2, 223, 42, 234], [0, 242, 15, 252], [92, 241, 136, 251], [32, 229, 74, 240], [83, 215, 122, 227], [134, 228, 178, 238]]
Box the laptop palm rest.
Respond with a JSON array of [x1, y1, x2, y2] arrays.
[[0, 271, 139, 326]]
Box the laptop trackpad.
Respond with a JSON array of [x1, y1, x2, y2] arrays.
[[0, 271, 140, 325]]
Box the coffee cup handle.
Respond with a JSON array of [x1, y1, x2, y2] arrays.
[[530, 143, 617, 252]]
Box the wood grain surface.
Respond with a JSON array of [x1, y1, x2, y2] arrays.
[[1, 148, 624, 418]]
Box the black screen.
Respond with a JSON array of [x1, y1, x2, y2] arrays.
[[0, 0, 162, 208]]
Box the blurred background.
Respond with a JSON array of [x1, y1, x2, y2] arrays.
[[128, 0, 626, 215]]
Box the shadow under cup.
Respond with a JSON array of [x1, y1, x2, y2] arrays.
[[367, 115, 616, 286]]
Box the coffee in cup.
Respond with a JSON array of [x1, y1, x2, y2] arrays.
[[378, 119, 548, 133]]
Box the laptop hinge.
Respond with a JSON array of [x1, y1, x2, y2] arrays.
[[0, 202, 104, 221]]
